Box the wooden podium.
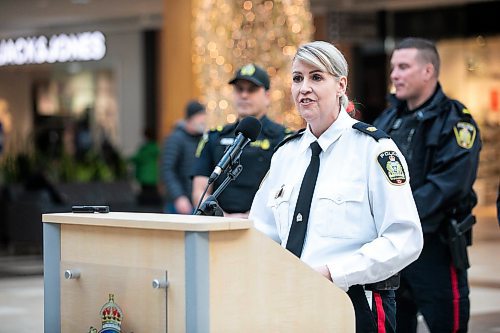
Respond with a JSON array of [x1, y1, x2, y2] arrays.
[[42, 212, 355, 332]]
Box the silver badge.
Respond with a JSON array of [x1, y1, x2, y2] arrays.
[[220, 137, 234, 146]]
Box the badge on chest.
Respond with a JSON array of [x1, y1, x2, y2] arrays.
[[220, 137, 235, 146]]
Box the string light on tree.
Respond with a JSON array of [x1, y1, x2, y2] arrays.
[[193, 0, 313, 129]]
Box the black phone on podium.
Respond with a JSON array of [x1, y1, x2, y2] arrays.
[[71, 205, 110, 213]]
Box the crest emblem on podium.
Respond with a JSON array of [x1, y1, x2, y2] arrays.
[[88, 294, 123, 333]]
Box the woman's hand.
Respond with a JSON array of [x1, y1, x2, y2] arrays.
[[314, 265, 332, 281], [174, 196, 194, 215]]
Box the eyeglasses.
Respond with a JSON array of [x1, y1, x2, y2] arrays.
[[234, 84, 261, 94]]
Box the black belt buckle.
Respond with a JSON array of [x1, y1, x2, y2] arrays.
[[365, 273, 400, 291]]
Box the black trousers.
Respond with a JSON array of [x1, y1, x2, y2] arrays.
[[396, 233, 470, 332], [347, 285, 396, 333]]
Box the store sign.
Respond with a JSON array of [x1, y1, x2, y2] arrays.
[[0, 31, 106, 66]]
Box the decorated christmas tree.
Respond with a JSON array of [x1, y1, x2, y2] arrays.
[[193, 0, 313, 129]]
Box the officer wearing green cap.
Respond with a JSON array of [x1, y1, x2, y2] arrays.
[[192, 63, 290, 217]]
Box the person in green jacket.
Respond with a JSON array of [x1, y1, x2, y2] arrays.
[[130, 127, 161, 205]]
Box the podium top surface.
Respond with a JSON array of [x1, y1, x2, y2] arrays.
[[42, 212, 253, 232]]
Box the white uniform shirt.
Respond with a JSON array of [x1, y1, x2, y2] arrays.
[[249, 109, 423, 291]]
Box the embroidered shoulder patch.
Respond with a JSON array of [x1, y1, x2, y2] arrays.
[[453, 121, 476, 149], [377, 151, 407, 185]]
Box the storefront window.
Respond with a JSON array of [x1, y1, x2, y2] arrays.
[[33, 70, 119, 154], [438, 36, 500, 207]]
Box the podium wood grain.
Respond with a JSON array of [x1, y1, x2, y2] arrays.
[[61, 262, 167, 332], [43, 212, 355, 332], [209, 228, 355, 331]]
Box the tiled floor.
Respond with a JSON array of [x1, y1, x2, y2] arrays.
[[0, 276, 43, 332], [0, 216, 498, 332]]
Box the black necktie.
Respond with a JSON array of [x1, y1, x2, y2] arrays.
[[286, 141, 322, 258]]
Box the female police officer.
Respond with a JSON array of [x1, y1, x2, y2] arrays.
[[249, 41, 423, 332]]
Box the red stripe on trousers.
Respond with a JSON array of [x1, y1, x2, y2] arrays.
[[373, 292, 386, 333], [450, 263, 460, 332]]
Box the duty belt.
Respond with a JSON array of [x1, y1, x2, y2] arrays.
[[364, 273, 400, 291]]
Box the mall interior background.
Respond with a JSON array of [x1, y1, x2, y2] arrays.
[[0, 0, 498, 253]]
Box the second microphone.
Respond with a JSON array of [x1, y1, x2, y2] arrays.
[[208, 116, 262, 184]]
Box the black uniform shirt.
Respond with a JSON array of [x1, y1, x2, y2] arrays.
[[386, 87, 438, 163], [374, 84, 481, 232], [192, 115, 289, 213]]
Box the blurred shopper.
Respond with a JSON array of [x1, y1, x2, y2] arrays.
[[17, 154, 65, 204], [374, 37, 481, 332], [74, 108, 93, 161], [130, 128, 161, 205], [192, 64, 290, 218], [161, 101, 207, 214]]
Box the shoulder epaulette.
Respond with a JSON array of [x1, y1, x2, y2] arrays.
[[449, 99, 474, 120], [209, 125, 224, 133], [352, 122, 390, 141], [209, 123, 237, 135], [273, 129, 305, 152], [195, 135, 208, 158], [461, 107, 472, 116], [260, 118, 290, 138]]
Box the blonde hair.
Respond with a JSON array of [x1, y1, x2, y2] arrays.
[[293, 41, 349, 109]]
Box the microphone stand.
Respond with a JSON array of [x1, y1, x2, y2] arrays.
[[194, 162, 244, 216]]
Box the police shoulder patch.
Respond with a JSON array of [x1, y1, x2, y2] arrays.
[[377, 151, 407, 185], [453, 121, 476, 149], [273, 129, 305, 152], [352, 122, 390, 141]]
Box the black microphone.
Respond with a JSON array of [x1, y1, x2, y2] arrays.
[[208, 116, 262, 184]]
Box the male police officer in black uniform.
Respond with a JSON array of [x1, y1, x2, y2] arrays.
[[374, 38, 481, 332], [192, 64, 289, 218]]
